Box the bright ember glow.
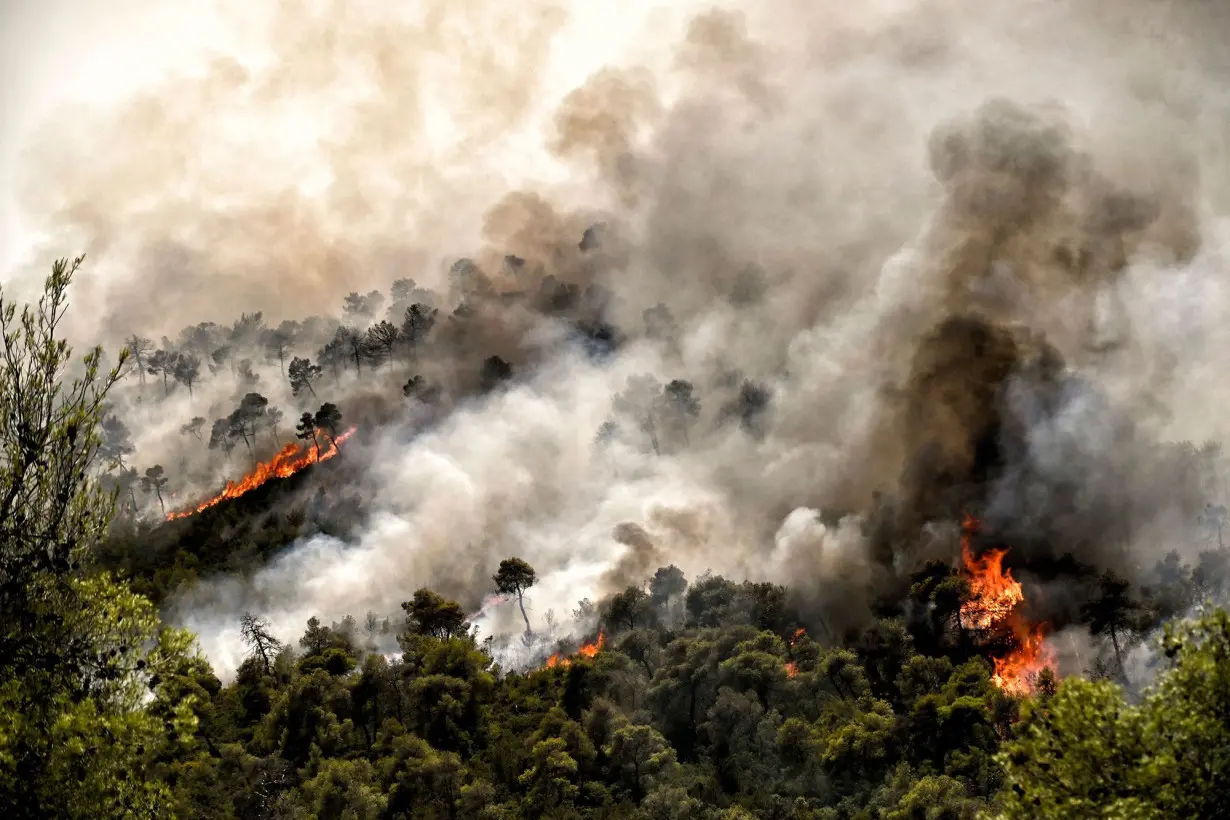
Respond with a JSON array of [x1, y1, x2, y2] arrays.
[[545, 631, 605, 669], [166, 427, 357, 520], [958, 514, 1055, 696]]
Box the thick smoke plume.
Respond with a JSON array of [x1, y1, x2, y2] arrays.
[[13, 0, 1230, 676]]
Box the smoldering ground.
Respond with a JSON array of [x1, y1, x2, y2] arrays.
[[12, 0, 1230, 676]]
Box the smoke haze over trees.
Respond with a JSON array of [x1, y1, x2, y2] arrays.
[[6, 0, 1230, 815]]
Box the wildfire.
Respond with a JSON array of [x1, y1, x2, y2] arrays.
[[166, 427, 357, 520], [545, 631, 605, 669], [958, 514, 1055, 696], [784, 627, 806, 678]]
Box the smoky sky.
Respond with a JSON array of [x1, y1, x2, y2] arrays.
[[12, 0, 1230, 676]]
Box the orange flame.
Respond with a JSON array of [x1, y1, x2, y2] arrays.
[[577, 631, 605, 658], [958, 514, 1055, 696], [958, 516, 1023, 632], [544, 631, 605, 670], [992, 621, 1053, 696], [783, 628, 806, 678], [167, 427, 357, 520]]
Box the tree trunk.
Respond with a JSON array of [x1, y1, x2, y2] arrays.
[[517, 590, 532, 634]]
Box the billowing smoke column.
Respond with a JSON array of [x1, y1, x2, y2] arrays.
[[12, 0, 1230, 676]]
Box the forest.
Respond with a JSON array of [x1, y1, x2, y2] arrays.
[[8, 0, 1230, 816], [2, 253, 1229, 819]]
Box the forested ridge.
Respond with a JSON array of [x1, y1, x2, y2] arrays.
[[3, 260, 1229, 819]]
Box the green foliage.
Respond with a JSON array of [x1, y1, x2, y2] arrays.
[[59, 555, 1230, 819], [997, 607, 1230, 818], [402, 588, 472, 642], [0, 258, 199, 819], [0, 576, 199, 818]]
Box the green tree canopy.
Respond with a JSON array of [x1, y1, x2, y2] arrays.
[[0, 258, 198, 818]]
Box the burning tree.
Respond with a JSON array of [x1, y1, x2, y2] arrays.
[[544, 632, 605, 669], [958, 515, 1055, 695]]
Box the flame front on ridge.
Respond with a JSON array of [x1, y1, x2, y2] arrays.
[[166, 427, 357, 520]]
